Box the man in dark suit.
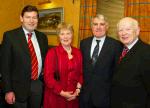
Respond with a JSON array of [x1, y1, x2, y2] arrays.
[[1, 5, 48, 108], [79, 14, 122, 108], [111, 17, 150, 108]]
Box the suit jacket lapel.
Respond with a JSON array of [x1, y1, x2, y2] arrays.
[[119, 40, 141, 64], [87, 37, 93, 62], [17, 27, 30, 56], [95, 36, 109, 66]]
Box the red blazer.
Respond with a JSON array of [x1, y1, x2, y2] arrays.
[[43, 45, 83, 108]]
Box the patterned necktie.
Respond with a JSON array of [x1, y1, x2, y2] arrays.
[[27, 33, 38, 80], [118, 46, 129, 63], [92, 40, 100, 66]]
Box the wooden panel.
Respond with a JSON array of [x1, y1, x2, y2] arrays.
[[97, 0, 124, 39]]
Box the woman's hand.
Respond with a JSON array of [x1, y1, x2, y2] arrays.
[[75, 82, 81, 96], [73, 88, 80, 96], [60, 90, 76, 100], [67, 96, 76, 101], [66, 88, 81, 101]]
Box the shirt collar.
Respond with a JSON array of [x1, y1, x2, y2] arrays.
[[22, 26, 35, 36], [93, 36, 106, 43], [126, 38, 139, 50]]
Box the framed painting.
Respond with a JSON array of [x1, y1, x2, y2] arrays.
[[37, 7, 64, 34]]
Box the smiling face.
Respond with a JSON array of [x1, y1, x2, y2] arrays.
[[20, 11, 38, 32], [91, 15, 108, 38], [117, 17, 140, 46], [59, 29, 73, 47]]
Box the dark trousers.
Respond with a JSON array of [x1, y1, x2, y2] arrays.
[[9, 80, 43, 108], [79, 95, 109, 108]]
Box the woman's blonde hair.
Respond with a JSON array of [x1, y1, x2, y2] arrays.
[[57, 22, 74, 35]]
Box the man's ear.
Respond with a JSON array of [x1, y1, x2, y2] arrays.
[[20, 15, 23, 22]]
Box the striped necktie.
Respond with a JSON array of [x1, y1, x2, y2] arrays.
[[92, 40, 100, 66], [27, 33, 38, 80], [118, 46, 129, 63]]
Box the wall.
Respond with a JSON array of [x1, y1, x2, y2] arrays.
[[0, 0, 23, 43], [97, 0, 124, 39], [0, 0, 80, 47], [0, 0, 38, 43], [37, 0, 81, 47]]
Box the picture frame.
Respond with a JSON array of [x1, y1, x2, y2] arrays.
[[37, 7, 64, 35]]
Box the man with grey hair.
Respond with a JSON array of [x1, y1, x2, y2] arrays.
[[79, 14, 122, 108], [111, 17, 150, 108]]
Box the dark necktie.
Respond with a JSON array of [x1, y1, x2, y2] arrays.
[[27, 33, 38, 80], [92, 40, 100, 65], [118, 46, 129, 63]]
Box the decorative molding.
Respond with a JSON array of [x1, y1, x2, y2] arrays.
[[128, 2, 150, 6], [38, 0, 51, 5]]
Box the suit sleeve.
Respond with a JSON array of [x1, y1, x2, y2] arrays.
[[113, 41, 123, 67], [42, 33, 49, 56], [44, 48, 63, 95], [80, 40, 84, 54], [1, 32, 13, 93]]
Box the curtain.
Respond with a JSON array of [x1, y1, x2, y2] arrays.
[[125, 0, 150, 44], [79, 0, 97, 41]]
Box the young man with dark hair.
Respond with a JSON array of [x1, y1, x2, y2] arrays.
[[1, 5, 48, 108]]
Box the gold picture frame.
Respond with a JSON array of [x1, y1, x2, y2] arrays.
[[37, 7, 64, 35]]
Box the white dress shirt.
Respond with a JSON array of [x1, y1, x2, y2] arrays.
[[23, 27, 42, 77], [126, 38, 139, 50], [91, 36, 106, 58]]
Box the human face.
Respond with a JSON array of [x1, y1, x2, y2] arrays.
[[118, 20, 139, 46], [91, 18, 108, 38], [59, 29, 73, 48], [20, 11, 38, 32]]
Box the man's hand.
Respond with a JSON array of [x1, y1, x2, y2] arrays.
[[5, 92, 15, 104]]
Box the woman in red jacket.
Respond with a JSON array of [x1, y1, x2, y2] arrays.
[[43, 22, 83, 108]]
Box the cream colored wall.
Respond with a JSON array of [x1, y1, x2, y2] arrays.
[[0, 0, 38, 43], [0, 0, 80, 47], [0, 0, 23, 43]]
